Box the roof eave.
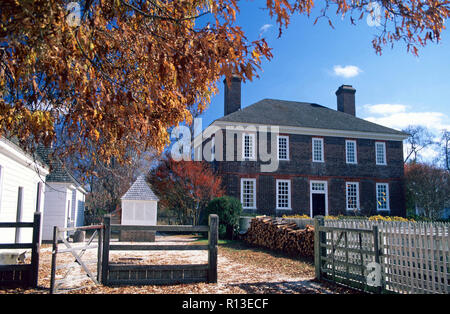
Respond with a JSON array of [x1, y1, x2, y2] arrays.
[[194, 120, 409, 142]]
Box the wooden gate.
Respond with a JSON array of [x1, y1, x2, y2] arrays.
[[0, 212, 41, 288], [49, 224, 103, 294], [314, 217, 382, 293], [101, 214, 218, 286]]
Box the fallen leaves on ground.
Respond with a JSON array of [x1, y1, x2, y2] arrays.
[[0, 236, 360, 294]]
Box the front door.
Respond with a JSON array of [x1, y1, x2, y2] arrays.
[[312, 194, 326, 217], [310, 180, 328, 217]]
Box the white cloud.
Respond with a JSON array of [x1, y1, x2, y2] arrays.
[[259, 24, 273, 37], [363, 103, 407, 115], [333, 65, 362, 78], [362, 103, 450, 163], [364, 107, 450, 132]]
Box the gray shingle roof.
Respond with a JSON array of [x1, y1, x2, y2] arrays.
[[216, 99, 408, 136], [121, 175, 159, 201], [36, 146, 82, 186]]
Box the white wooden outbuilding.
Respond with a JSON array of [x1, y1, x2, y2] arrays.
[[0, 137, 49, 244], [37, 147, 86, 241], [120, 175, 159, 226]]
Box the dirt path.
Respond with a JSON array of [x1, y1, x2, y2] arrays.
[[0, 235, 358, 294]]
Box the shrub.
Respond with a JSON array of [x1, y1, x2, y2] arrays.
[[202, 196, 242, 239]]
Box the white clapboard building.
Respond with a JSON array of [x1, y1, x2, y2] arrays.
[[37, 147, 87, 241], [0, 137, 49, 244], [119, 175, 159, 241]]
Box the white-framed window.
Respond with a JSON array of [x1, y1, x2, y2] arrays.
[[277, 135, 289, 160], [241, 178, 256, 209], [311, 181, 326, 192], [276, 179, 291, 210], [346, 140, 357, 164], [242, 133, 255, 160], [376, 183, 390, 211], [346, 182, 360, 211], [312, 138, 324, 162], [375, 142, 387, 165]]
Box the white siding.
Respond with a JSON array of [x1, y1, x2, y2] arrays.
[[121, 200, 157, 226], [41, 183, 72, 241], [71, 188, 85, 227], [0, 146, 47, 244]]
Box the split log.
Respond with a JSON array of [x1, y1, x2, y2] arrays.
[[243, 216, 314, 259]]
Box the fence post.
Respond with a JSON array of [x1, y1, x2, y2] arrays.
[[49, 226, 58, 294], [30, 212, 41, 288], [372, 225, 382, 293], [314, 216, 325, 280], [208, 214, 218, 283], [97, 225, 103, 283], [101, 215, 111, 285]]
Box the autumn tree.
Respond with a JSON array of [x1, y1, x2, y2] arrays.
[[1, 1, 449, 168], [149, 154, 224, 225], [440, 130, 450, 171], [404, 162, 450, 219]]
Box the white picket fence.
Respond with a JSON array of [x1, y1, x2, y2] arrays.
[[324, 219, 449, 294]]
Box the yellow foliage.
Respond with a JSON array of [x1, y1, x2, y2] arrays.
[[282, 214, 310, 219], [282, 214, 414, 222], [368, 215, 414, 222]]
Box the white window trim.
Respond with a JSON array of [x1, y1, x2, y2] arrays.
[[375, 142, 387, 165], [345, 182, 360, 211], [376, 183, 390, 211], [240, 178, 257, 210], [312, 137, 324, 163], [276, 179, 291, 210], [345, 140, 358, 164], [309, 180, 328, 217], [277, 135, 289, 161], [242, 133, 256, 160]]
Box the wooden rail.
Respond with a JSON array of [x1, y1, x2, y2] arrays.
[[101, 214, 218, 286], [49, 224, 103, 294], [314, 216, 381, 293], [0, 212, 41, 288]]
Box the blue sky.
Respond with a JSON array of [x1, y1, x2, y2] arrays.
[[196, 2, 450, 160]]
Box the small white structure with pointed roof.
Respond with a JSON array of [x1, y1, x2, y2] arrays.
[[120, 175, 159, 226]]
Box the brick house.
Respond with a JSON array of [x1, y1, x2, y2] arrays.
[[195, 77, 409, 217]]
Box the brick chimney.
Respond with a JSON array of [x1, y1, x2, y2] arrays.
[[224, 75, 241, 116], [336, 85, 356, 116]]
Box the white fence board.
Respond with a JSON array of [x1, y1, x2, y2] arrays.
[[323, 219, 449, 294]]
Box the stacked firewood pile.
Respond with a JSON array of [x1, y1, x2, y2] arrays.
[[243, 216, 315, 259]]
